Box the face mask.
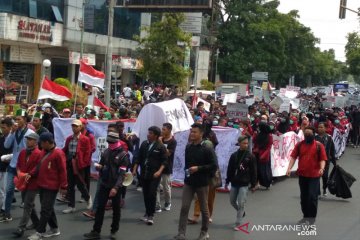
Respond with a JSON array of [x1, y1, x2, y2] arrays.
[[280, 118, 286, 123], [228, 122, 233, 127], [212, 121, 218, 126], [315, 114, 320, 118], [250, 117, 255, 122], [233, 124, 239, 129], [255, 112, 260, 116], [346, 111, 349, 114], [304, 135, 315, 144], [289, 120, 294, 125], [335, 120, 340, 124], [270, 125, 274, 130], [260, 120, 267, 123]]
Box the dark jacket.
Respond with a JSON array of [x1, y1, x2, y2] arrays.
[[135, 140, 167, 180], [162, 137, 177, 175], [226, 150, 257, 188], [315, 134, 336, 165], [99, 147, 130, 190], [184, 142, 217, 188], [0, 135, 12, 172]]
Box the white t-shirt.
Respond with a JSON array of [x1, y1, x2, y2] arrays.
[[123, 87, 132, 97]]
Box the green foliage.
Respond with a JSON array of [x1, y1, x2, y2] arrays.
[[135, 13, 192, 85], [200, 79, 215, 90], [52, 78, 88, 112], [345, 32, 360, 83], [216, 0, 345, 86]]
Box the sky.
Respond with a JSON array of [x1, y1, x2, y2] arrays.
[[278, 0, 360, 62]]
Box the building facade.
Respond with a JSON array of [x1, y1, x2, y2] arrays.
[[0, 0, 148, 104]]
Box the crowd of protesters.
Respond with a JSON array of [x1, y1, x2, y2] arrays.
[[0, 82, 357, 240]]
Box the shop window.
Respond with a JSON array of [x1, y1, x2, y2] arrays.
[[84, 0, 140, 40], [51, 5, 63, 22], [29, 0, 37, 18]]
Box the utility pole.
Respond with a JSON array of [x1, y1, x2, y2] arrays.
[[80, 0, 86, 58], [105, 0, 115, 106]]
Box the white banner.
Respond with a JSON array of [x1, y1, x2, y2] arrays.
[[52, 118, 136, 166], [271, 131, 300, 177], [132, 99, 194, 143], [222, 93, 237, 105], [332, 125, 350, 158]]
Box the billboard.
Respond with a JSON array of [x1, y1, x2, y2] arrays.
[[117, 0, 213, 12]]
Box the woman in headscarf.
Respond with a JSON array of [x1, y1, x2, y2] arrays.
[[252, 122, 273, 189]]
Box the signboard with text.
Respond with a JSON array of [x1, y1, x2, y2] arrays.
[[226, 103, 248, 119]]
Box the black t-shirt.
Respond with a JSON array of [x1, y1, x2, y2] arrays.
[[162, 137, 177, 174]]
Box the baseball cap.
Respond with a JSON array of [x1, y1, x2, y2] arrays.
[[63, 108, 71, 113], [25, 133, 39, 141], [72, 119, 82, 126], [39, 132, 54, 142]]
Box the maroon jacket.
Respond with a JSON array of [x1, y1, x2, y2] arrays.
[[35, 148, 68, 191], [62, 134, 91, 170], [16, 148, 42, 190]]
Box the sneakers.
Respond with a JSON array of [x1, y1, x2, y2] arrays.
[[12, 228, 24, 238], [79, 198, 86, 203], [173, 233, 186, 240], [28, 232, 42, 240], [86, 196, 93, 210], [110, 232, 117, 240], [26, 223, 37, 230], [42, 228, 60, 238], [155, 206, 162, 213], [136, 187, 142, 192], [83, 230, 100, 240], [147, 216, 154, 225], [164, 203, 171, 211], [56, 196, 69, 203], [62, 207, 76, 214], [83, 210, 96, 220], [0, 214, 12, 222], [297, 218, 310, 225], [140, 214, 148, 222], [197, 231, 209, 240]]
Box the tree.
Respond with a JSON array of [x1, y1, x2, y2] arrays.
[[200, 79, 215, 90], [345, 32, 360, 83], [135, 13, 192, 85], [214, 0, 345, 87]]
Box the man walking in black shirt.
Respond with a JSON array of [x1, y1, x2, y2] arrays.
[[174, 123, 217, 240], [132, 126, 167, 225]]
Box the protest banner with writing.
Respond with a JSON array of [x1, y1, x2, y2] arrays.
[[271, 131, 300, 177], [226, 103, 248, 119], [290, 99, 300, 110], [322, 101, 333, 109], [53, 118, 136, 168], [279, 98, 291, 113], [335, 96, 346, 108], [197, 98, 211, 112], [263, 90, 271, 103], [284, 90, 298, 99], [132, 98, 194, 142], [299, 100, 309, 112], [286, 86, 301, 92], [269, 96, 284, 111], [332, 125, 350, 158], [222, 93, 237, 105]]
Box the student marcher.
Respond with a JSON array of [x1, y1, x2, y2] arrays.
[[287, 126, 327, 225], [225, 136, 257, 231]]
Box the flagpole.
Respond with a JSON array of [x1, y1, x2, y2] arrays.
[[32, 59, 51, 122]]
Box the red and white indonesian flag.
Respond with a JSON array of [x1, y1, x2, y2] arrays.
[[78, 61, 105, 89], [93, 97, 109, 112], [38, 77, 72, 101]]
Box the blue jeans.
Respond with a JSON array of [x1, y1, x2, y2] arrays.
[[229, 186, 248, 226], [4, 167, 16, 214]]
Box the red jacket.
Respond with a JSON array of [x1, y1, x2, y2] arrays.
[[35, 148, 67, 191], [253, 133, 273, 163], [16, 148, 42, 190], [63, 134, 91, 170]]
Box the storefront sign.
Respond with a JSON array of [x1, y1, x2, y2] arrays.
[[69, 51, 96, 65], [0, 13, 63, 46], [112, 55, 142, 70]]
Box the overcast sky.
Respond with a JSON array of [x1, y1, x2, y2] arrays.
[[278, 0, 360, 61]]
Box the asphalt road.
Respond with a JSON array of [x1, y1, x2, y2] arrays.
[[0, 147, 359, 240]]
